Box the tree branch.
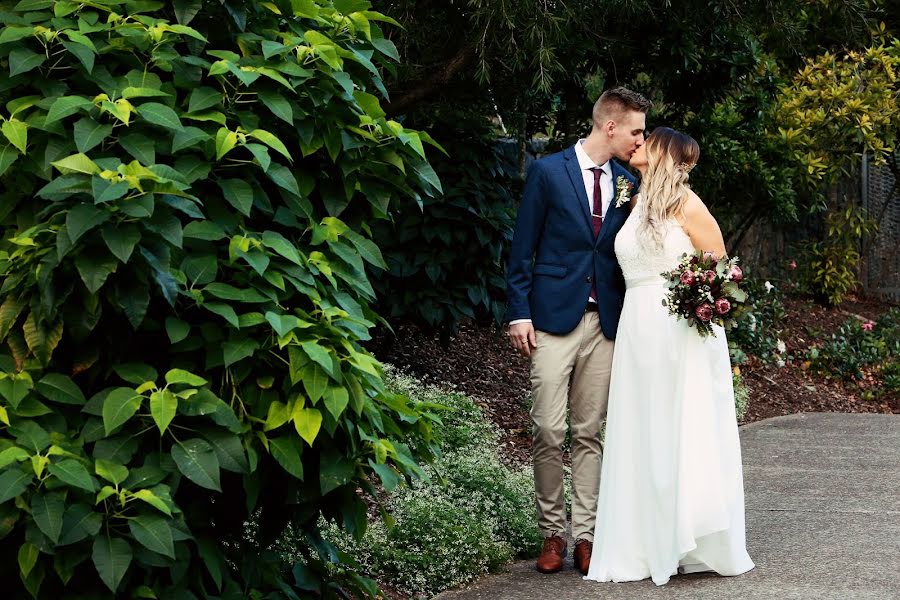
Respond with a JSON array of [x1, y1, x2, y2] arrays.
[[385, 41, 478, 116]]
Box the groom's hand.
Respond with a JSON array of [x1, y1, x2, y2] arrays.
[[508, 322, 537, 357]]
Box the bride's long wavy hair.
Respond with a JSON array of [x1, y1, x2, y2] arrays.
[[638, 127, 700, 249]]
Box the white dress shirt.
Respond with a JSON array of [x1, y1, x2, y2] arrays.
[[510, 141, 612, 326]]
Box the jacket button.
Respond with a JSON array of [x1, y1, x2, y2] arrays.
[[586, 276, 593, 283]]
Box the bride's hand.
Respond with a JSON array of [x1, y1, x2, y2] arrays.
[[508, 322, 537, 357]]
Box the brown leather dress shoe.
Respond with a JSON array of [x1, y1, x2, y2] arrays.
[[536, 535, 567, 573], [574, 539, 592, 575]]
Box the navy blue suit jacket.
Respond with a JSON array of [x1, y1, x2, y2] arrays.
[[505, 146, 638, 338]]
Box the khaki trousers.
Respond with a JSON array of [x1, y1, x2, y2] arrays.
[[530, 310, 614, 542]]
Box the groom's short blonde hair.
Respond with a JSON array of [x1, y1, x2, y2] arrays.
[[593, 87, 651, 127]]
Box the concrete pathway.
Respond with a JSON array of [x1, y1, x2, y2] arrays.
[[435, 413, 900, 600]]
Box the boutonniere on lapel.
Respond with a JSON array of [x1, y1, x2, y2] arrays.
[[614, 176, 634, 208]]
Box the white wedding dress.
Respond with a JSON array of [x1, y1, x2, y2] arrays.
[[585, 199, 755, 586]]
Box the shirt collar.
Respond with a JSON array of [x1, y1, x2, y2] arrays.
[[576, 140, 611, 176]]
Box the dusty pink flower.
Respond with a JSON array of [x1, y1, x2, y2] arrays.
[[730, 265, 743, 283], [862, 321, 875, 332], [788, 259, 798, 270], [695, 303, 713, 322], [703, 251, 719, 262], [680, 271, 696, 286], [704, 270, 716, 283], [715, 297, 731, 315]]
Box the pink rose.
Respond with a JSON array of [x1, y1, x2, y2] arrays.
[[715, 297, 731, 315], [703, 251, 719, 262], [788, 259, 798, 270], [704, 270, 716, 283], [730, 265, 743, 283], [862, 321, 875, 332], [680, 271, 695, 286], [695, 304, 713, 322]]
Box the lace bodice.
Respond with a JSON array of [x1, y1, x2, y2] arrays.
[[615, 198, 695, 286]]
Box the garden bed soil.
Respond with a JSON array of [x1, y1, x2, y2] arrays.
[[370, 293, 900, 467]]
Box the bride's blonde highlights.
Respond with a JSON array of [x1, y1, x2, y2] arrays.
[[638, 127, 700, 249]]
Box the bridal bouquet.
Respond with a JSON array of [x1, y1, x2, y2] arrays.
[[661, 251, 748, 338]]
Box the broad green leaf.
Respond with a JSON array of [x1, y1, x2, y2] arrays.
[[1, 118, 27, 153], [172, 438, 221, 491], [18, 542, 39, 578], [269, 435, 303, 478], [300, 341, 335, 378], [149, 390, 177, 434], [323, 385, 349, 420], [223, 338, 259, 367], [266, 163, 301, 197], [174, 0, 203, 24], [112, 363, 157, 385], [0, 144, 18, 177], [59, 503, 102, 545], [245, 143, 271, 171], [131, 489, 172, 516], [45, 96, 93, 125], [92, 175, 130, 204], [265, 312, 313, 338], [137, 102, 184, 131], [165, 318, 190, 343], [0, 26, 34, 44], [0, 446, 28, 470], [248, 129, 291, 161], [218, 179, 253, 215], [75, 252, 118, 294], [72, 117, 112, 153], [293, 408, 322, 446], [119, 134, 156, 165], [101, 224, 141, 263], [101, 387, 143, 435], [53, 153, 100, 175], [0, 295, 25, 341], [215, 127, 238, 160], [201, 428, 248, 473], [352, 90, 386, 119], [258, 90, 293, 124], [32, 492, 65, 543], [187, 87, 223, 113], [319, 452, 355, 494], [204, 283, 267, 302], [23, 313, 63, 367], [165, 23, 208, 42], [67, 204, 110, 243], [62, 40, 95, 72], [36, 374, 86, 405], [172, 126, 210, 153], [95, 459, 129, 486], [92, 536, 132, 593], [48, 459, 96, 492], [9, 47, 45, 77], [183, 221, 225, 241], [261, 230, 303, 265], [263, 400, 291, 431], [0, 469, 32, 503], [203, 302, 239, 327], [0, 373, 32, 408], [165, 369, 207, 386], [121, 87, 171, 99], [10, 420, 49, 452], [129, 513, 175, 559], [300, 363, 327, 403]]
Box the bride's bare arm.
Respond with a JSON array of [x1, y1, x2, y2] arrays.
[[677, 192, 727, 258]]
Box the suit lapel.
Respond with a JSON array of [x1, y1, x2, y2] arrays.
[[563, 147, 593, 234], [598, 161, 630, 244]]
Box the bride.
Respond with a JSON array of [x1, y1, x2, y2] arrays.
[[585, 127, 755, 586]]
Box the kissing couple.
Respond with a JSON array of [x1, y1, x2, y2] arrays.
[[505, 87, 755, 585]]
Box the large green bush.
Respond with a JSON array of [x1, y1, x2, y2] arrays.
[[0, 1, 443, 597]]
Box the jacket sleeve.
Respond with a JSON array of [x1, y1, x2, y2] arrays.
[[505, 161, 548, 323]]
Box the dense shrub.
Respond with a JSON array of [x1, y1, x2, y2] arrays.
[[729, 277, 787, 365], [371, 108, 517, 334], [808, 318, 889, 380], [0, 2, 443, 598], [316, 369, 541, 598], [733, 370, 750, 422]]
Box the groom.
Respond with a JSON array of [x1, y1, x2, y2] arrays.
[[506, 87, 650, 574]]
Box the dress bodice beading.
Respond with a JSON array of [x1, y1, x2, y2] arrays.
[[614, 199, 695, 288]]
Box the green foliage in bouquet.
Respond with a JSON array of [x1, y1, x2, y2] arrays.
[[0, 1, 443, 597]]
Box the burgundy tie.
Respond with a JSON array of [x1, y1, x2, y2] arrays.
[[590, 167, 603, 301]]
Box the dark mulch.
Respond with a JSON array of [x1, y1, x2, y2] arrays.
[[369, 293, 900, 467]]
